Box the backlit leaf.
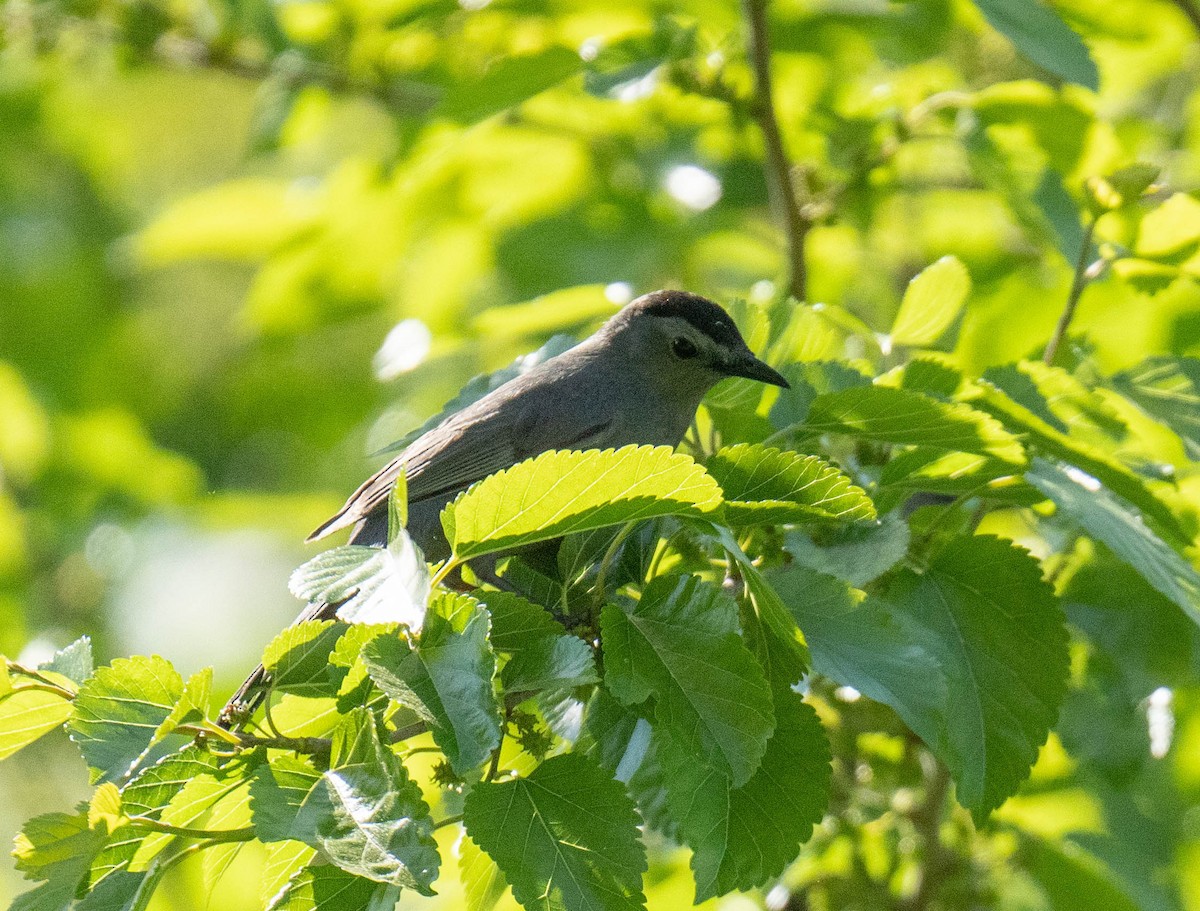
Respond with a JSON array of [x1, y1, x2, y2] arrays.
[[889, 256, 971, 347]]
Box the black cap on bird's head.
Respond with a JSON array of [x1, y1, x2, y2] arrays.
[[618, 289, 790, 388]]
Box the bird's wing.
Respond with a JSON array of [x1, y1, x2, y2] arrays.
[[307, 399, 612, 542]]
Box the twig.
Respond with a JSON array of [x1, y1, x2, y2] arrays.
[[1043, 214, 1099, 365], [899, 755, 954, 911], [125, 816, 256, 842], [434, 813, 464, 831], [741, 0, 812, 302], [1171, 0, 1200, 34]]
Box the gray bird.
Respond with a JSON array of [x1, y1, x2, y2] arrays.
[[219, 289, 787, 726]]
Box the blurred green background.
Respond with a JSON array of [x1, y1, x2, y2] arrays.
[[2, 0, 1199, 907]]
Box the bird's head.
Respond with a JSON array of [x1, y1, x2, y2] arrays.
[[607, 289, 790, 394]]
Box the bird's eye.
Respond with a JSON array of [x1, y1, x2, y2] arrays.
[[671, 336, 699, 359]]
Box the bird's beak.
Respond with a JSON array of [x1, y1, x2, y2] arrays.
[[724, 353, 790, 388]]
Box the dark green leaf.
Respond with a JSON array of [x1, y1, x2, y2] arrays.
[[784, 512, 911, 588], [479, 591, 566, 652], [262, 621, 349, 697], [969, 0, 1098, 89], [43, 637, 94, 687], [362, 603, 501, 775], [501, 634, 598, 692], [601, 574, 774, 786], [267, 863, 399, 911], [463, 753, 648, 911], [250, 755, 323, 843], [661, 691, 830, 901]]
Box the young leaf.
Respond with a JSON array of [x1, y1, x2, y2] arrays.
[[362, 605, 502, 776], [804, 386, 1026, 464], [153, 667, 212, 740], [267, 863, 398, 911], [68, 656, 184, 784], [12, 807, 107, 911], [1026, 458, 1200, 628], [706, 444, 876, 525], [661, 691, 831, 901], [883, 536, 1069, 821], [1110, 356, 1200, 459], [601, 574, 774, 787], [889, 256, 971, 348], [443, 445, 723, 561], [463, 753, 648, 911], [0, 688, 72, 761], [969, 0, 1099, 90], [289, 529, 431, 629]]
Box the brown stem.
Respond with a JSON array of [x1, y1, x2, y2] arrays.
[[899, 756, 954, 911], [741, 0, 811, 302], [1043, 214, 1098, 365]]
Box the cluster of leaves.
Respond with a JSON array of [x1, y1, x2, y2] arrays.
[[4, 0, 1200, 908], [5, 261, 1200, 909]]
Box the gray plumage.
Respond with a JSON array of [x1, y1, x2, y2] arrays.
[[218, 289, 787, 727]]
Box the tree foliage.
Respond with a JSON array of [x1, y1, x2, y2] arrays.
[[2, 0, 1200, 909]]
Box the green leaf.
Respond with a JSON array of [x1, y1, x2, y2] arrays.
[[76, 871, 146, 911], [779, 567, 946, 740], [459, 832, 508, 911], [480, 591, 567, 652], [267, 864, 398, 911], [601, 574, 774, 787], [439, 46, 584, 123], [471, 286, 619, 341], [1020, 836, 1142, 911], [444, 445, 723, 561], [68, 656, 184, 783], [388, 465, 408, 541], [882, 536, 1069, 820], [362, 603, 502, 775], [784, 512, 911, 588], [0, 688, 72, 761], [12, 808, 107, 911], [706, 444, 875, 525], [250, 755, 323, 843], [1026, 458, 1200, 627], [286, 709, 439, 891], [804, 386, 1026, 464], [262, 621, 348, 697], [661, 691, 830, 901], [153, 667, 211, 740], [463, 753, 648, 911], [43, 637, 94, 687], [966, 379, 1188, 543], [1111, 356, 1200, 459], [1135, 192, 1200, 259], [501, 634, 599, 693], [889, 256, 971, 347], [969, 0, 1099, 89], [289, 529, 431, 629]]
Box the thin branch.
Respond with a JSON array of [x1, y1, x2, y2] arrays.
[[741, 0, 811, 302], [1171, 0, 1200, 34], [899, 756, 954, 911], [1043, 214, 1099, 365], [434, 813, 464, 831], [125, 816, 256, 843]]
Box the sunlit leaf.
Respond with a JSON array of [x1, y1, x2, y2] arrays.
[[969, 0, 1098, 89], [707, 444, 875, 525], [444, 445, 723, 561], [43, 637, 94, 687], [0, 689, 72, 761], [267, 864, 397, 911], [289, 530, 430, 629], [463, 753, 648, 911], [1111, 356, 1200, 459], [68, 656, 184, 784], [889, 256, 971, 347]]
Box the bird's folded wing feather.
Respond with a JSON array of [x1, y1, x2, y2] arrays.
[[307, 401, 612, 542]]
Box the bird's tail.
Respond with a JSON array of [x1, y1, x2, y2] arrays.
[[217, 599, 342, 730]]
